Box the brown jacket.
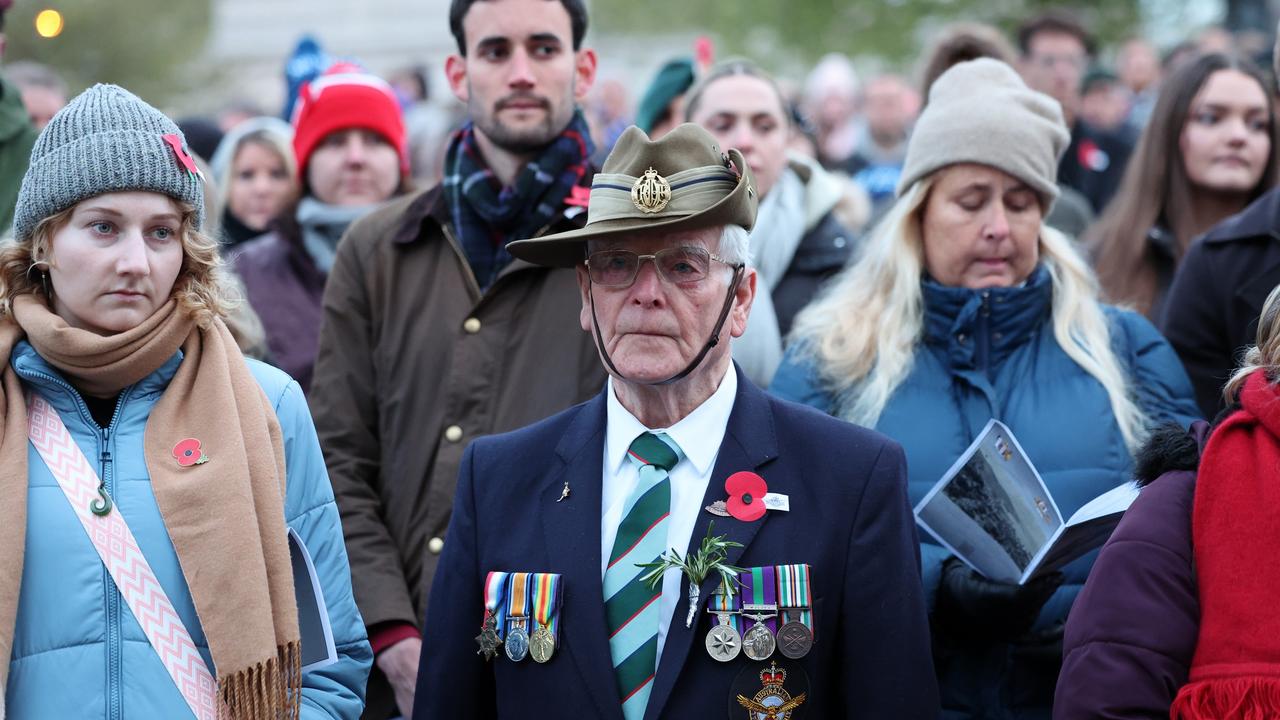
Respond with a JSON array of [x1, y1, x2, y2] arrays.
[[310, 185, 606, 639]]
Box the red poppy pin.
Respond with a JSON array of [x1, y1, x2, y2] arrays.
[[172, 438, 208, 467], [724, 471, 768, 522], [161, 134, 205, 182], [565, 185, 591, 208]]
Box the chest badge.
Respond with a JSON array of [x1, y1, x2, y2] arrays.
[[735, 661, 807, 719]]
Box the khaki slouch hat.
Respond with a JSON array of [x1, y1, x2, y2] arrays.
[[507, 123, 758, 267]]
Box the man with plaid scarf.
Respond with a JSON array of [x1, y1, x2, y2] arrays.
[[308, 0, 606, 717]]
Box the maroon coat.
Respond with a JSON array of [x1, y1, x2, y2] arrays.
[[232, 220, 326, 393], [1055, 422, 1209, 719]]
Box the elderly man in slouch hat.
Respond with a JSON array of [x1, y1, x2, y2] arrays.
[[412, 123, 938, 719]]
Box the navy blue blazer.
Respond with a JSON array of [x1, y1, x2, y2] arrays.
[[413, 367, 939, 719]]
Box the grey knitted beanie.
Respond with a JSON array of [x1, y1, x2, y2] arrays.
[[14, 84, 206, 241], [897, 58, 1069, 205]]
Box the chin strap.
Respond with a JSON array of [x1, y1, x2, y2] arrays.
[[588, 264, 745, 386]]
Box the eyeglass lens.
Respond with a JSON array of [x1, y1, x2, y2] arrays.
[[588, 247, 712, 287]]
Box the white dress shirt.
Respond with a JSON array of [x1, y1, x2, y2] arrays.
[[601, 365, 737, 664]]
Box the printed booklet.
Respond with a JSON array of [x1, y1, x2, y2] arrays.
[[913, 419, 1139, 585]]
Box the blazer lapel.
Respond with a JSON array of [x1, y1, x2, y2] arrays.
[[541, 392, 624, 720], [643, 369, 780, 720]]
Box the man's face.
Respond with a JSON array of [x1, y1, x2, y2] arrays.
[[446, 0, 596, 155], [1021, 31, 1088, 117], [21, 86, 66, 130], [863, 76, 917, 147], [576, 226, 755, 385]]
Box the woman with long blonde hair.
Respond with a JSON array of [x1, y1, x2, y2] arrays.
[[0, 84, 370, 718], [771, 58, 1200, 719]]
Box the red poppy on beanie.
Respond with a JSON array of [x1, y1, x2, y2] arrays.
[[290, 66, 408, 181]]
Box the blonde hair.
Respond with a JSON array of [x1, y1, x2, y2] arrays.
[[0, 198, 240, 330], [789, 177, 1150, 453], [1223, 284, 1280, 402]]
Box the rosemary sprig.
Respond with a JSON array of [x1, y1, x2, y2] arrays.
[[637, 521, 745, 594]]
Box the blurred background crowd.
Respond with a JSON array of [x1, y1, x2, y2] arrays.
[[5, 1, 1280, 718]]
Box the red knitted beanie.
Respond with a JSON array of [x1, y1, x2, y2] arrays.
[[290, 65, 408, 181]]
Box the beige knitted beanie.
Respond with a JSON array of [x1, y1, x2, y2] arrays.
[[897, 58, 1069, 205]]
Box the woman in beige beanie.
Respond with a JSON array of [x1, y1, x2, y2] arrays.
[[0, 83, 371, 718], [771, 58, 1201, 718]]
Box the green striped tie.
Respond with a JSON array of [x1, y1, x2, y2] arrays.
[[604, 431, 682, 720]]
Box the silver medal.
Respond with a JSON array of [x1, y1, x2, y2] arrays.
[[505, 619, 530, 662], [742, 621, 776, 661], [705, 613, 741, 662]]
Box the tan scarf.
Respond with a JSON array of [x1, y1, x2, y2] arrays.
[[0, 295, 300, 719]]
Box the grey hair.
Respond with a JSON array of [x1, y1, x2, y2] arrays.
[[718, 224, 753, 267]]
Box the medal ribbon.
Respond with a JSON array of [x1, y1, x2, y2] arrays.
[[506, 572, 531, 632], [532, 573, 563, 641], [711, 578, 742, 634], [742, 566, 778, 633], [775, 564, 814, 639], [484, 570, 509, 635]]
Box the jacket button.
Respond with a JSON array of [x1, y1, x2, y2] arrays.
[[444, 425, 463, 442], [956, 333, 967, 343], [428, 537, 445, 555], [463, 317, 481, 334]]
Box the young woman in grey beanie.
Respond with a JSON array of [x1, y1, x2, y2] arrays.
[[0, 83, 370, 718], [770, 58, 1201, 718]]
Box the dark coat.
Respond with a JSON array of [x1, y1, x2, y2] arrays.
[[1058, 120, 1133, 214], [232, 216, 326, 392], [414, 366, 940, 719], [1054, 422, 1208, 719], [772, 210, 856, 338], [0, 74, 37, 235], [1160, 186, 1280, 418], [310, 185, 607, 716]]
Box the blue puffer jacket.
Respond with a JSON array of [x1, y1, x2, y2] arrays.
[[6, 341, 371, 719], [770, 267, 1201, 719]]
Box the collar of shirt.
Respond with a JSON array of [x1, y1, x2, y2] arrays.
[[604, 364, 738, 477]]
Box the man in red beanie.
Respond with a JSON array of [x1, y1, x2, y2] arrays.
[[308, 0, 604, 717], [233, 65, 409, 392]]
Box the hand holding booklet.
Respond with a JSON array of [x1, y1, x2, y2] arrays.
[[914, 419, 1139, 585]]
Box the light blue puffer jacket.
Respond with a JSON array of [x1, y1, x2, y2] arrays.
[[5, 340, 371, 719]]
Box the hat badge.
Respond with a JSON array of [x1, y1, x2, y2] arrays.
[[631, 167, 672, 214]]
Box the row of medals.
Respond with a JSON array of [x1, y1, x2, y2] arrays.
[[476, 612, 558, 664], [706, 603, 814, 663]]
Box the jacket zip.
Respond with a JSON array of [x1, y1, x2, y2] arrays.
[[22, 369, 134, 720], [976, 290, 992, 375]]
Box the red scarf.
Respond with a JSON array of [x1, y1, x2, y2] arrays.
[[1172, 369, 1280, 718]]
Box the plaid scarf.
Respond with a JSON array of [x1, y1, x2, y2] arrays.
[[443, 111, 594, 289]]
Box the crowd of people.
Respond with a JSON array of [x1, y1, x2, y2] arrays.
[[2, 0, 1280, 718]]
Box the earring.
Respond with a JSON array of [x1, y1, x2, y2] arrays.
[[41, 271, 50, 299]]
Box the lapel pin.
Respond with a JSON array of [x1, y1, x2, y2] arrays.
[[705, 499, 731, 517], [556, 481, 570, 502], [172, 438, 208, 467], [726, 471, 768, 522]]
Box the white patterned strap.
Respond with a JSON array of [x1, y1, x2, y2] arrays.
[[27, 394, 218, 720]]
